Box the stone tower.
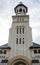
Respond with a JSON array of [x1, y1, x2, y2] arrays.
[[8, 2, 32, 65]]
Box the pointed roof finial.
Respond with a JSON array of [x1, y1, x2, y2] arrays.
[[19, 1, 23, 4]]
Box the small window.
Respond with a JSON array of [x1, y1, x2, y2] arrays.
[[17, 28, 18, 34], [34, 50, 37, 54], [4, 50, 6, 54], [23, 9, 25, 13], [23, 28, 24, 34], [19, 8, 22, 12], [16, 38, 18, 44], [19, 38, 21, 44], [0, 50, 2, 54], [23, 38, 24, 44], [17, 9, 18, 13], [38, 50, 40, 53], [1, 59, 8, 63], [20, 28, 21, 34], [32, 60, 39, 63]]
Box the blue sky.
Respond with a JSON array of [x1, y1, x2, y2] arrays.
[[0, 0, 40, 45]]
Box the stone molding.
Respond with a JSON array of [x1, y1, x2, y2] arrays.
[[7, 56, 32, 65]]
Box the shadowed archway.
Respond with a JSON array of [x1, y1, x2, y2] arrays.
[[7, 56, 32, 65], [11, 59, 28, 65]]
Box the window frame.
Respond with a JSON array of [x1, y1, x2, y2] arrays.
[[19, 8, 22, 12], [16, 38, 18, 44], [23, 28, 24, 34], [20, 28, 21, 34], [38, 50, 40, 53], [4, 50, 6, 54], [19, 38, 21, 44], [17, 28, 18, 34], [34, 50, 37, 54], [23, 38, 24, 44]]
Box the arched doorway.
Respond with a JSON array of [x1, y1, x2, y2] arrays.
[[7, 56, 32, 65], [11, 59, 28, 65]]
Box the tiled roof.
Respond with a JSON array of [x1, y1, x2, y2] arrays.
[[30, 42, 40, 49], [14, 2, 28, 13], [0, 42, 40, 49], [0, 43, 11, 49], [14, 2, 27, 9]]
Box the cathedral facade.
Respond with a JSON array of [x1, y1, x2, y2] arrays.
[[0, 2, 40, 65]]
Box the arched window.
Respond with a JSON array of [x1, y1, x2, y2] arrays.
[[19, 8, 22, 12], [0, 50, 2, 54], [17, 9, 18, 13], [16, 38, 18, 44], [4, 50, 6, 54], [23, 9, 25, 13], [38, 50, 40, 53], [23, 28, 24, 34], [17, 28, 18, 34], [34, 50, 37, 54], [20, 28, 21, 34], [19, 38, 21, 44], [23, 38, 24, 44]]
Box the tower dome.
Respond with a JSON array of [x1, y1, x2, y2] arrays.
[[14, 2, 28, 15]]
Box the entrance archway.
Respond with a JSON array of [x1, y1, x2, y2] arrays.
[[11, 59, 28, 65], [7, 56, 32, 65]]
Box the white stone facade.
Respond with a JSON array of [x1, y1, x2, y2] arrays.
[[8, 15, 32, 60], [0, 2, 40, 65]]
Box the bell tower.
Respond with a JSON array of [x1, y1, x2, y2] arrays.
[[8, 2, 32, 65], [14, 2, 28, 15]]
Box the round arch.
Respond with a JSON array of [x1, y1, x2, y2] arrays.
[[7, 56, 32, 65]]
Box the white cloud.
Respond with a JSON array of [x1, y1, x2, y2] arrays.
[[29, 4, 40, 27]]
